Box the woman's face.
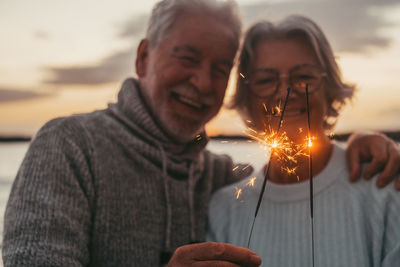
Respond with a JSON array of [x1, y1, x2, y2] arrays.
[[246, 37, 328, 140]]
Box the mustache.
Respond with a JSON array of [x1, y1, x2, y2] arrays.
[[171, 84, 216, 106]]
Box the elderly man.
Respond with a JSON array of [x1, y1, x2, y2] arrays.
[[2, 0, 399, 266]]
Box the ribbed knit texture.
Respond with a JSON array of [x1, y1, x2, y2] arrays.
[[2, 78, 251, 266], [207, 143, 400, 267]]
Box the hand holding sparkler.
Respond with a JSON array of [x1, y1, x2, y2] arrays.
[[166, 242, 261, 267]]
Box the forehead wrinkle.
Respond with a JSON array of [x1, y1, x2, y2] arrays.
[[253, 63, 320, 74], [172, 45, 202, 56], [173, 44, 233, 68]]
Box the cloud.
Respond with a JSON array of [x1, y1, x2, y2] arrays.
[[43, 13, 150, 86], [240, 0, 400, 53], [0, 88, 52, 103], [44, 49, 135, 85], [33, 30, 51, 40], [378, 106, 400, 117], [42, 0, 400, 86], [117, 14, 148, 39]]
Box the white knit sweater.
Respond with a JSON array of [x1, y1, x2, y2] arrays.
[[208, 143, 400, 267]]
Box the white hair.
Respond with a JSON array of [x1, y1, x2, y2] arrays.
[[146, 0, 242, 49], [231, 15, 356, 129]]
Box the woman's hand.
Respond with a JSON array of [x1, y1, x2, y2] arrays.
[[346, 131, 400, 189], [167, 242, 262, 267]]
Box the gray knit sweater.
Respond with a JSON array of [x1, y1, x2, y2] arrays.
[[2, 78, 249, 266]]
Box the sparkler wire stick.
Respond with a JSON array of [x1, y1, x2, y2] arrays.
[[247, 88, 291, 248], [306, 84, 315, 267]]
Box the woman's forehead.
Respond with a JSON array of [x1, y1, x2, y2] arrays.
[[251, 38, 320, 71]]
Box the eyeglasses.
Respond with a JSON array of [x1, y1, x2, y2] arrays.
[[246, 64, 327, 98]]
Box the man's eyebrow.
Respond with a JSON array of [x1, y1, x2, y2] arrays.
[[172, 45, 201, 56]]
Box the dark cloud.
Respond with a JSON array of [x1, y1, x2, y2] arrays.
[[44, 49, 135, 85], [240, 0, 399, 53], [0, 88, 52, 103]]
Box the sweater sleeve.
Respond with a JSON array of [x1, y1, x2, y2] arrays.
[[381, 189, 400, 267], [2, 117, 95, 267]]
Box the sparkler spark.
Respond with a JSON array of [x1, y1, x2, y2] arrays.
[[245, 176, 257, 187], [241, 84, 317, 264], [242, 165, 251, 171], [235, 187, 243, 199], [246, 126, 310, 175], [246, 86, 318, 250], [233, 176, 257, 201]]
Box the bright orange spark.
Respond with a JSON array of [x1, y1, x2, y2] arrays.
[[235, 187, 243, 199], [282, 166, 297, 175], [275, 106, 281, 115], [245, 177, 257, 187], [263, 103, 268, 113], [272, 140, 278, 148]]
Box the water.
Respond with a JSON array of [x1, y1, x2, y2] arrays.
[[0, 139, 267, 261]]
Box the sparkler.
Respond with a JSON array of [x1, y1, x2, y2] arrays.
[[247, 87, 291, 248], [306, 84, 315, 267]]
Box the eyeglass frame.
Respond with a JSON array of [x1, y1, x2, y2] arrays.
[[244, 64, 327, 98]]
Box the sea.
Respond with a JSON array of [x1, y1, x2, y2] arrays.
[[0, 139, 267, 261]]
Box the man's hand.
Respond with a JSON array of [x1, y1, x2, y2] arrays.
[[346, 132, 400, 189], [167, 242, 262, 267]]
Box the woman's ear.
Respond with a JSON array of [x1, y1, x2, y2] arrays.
[[136, 39, 150, 78]]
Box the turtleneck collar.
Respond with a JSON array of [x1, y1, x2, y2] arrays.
[[107, 78, 207, 253], [108, 78, 209, 163]]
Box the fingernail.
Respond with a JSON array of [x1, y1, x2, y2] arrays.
[[251, 255, 262, 265]]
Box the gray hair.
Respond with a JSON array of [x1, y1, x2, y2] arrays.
[[231, 15, 356, 129], [146, 0, 242, 49]]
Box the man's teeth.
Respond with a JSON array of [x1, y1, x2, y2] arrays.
[[176, 95, 203, 109]]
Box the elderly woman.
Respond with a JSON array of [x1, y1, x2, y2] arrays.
[[207, 15, 400, 266]]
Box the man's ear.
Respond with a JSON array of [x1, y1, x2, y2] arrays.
[[136, 39, 150, 78]]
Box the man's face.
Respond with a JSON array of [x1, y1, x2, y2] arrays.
[[136, 12, 237, 143]]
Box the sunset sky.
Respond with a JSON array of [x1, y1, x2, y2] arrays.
[[1, 0, 399, 136]]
